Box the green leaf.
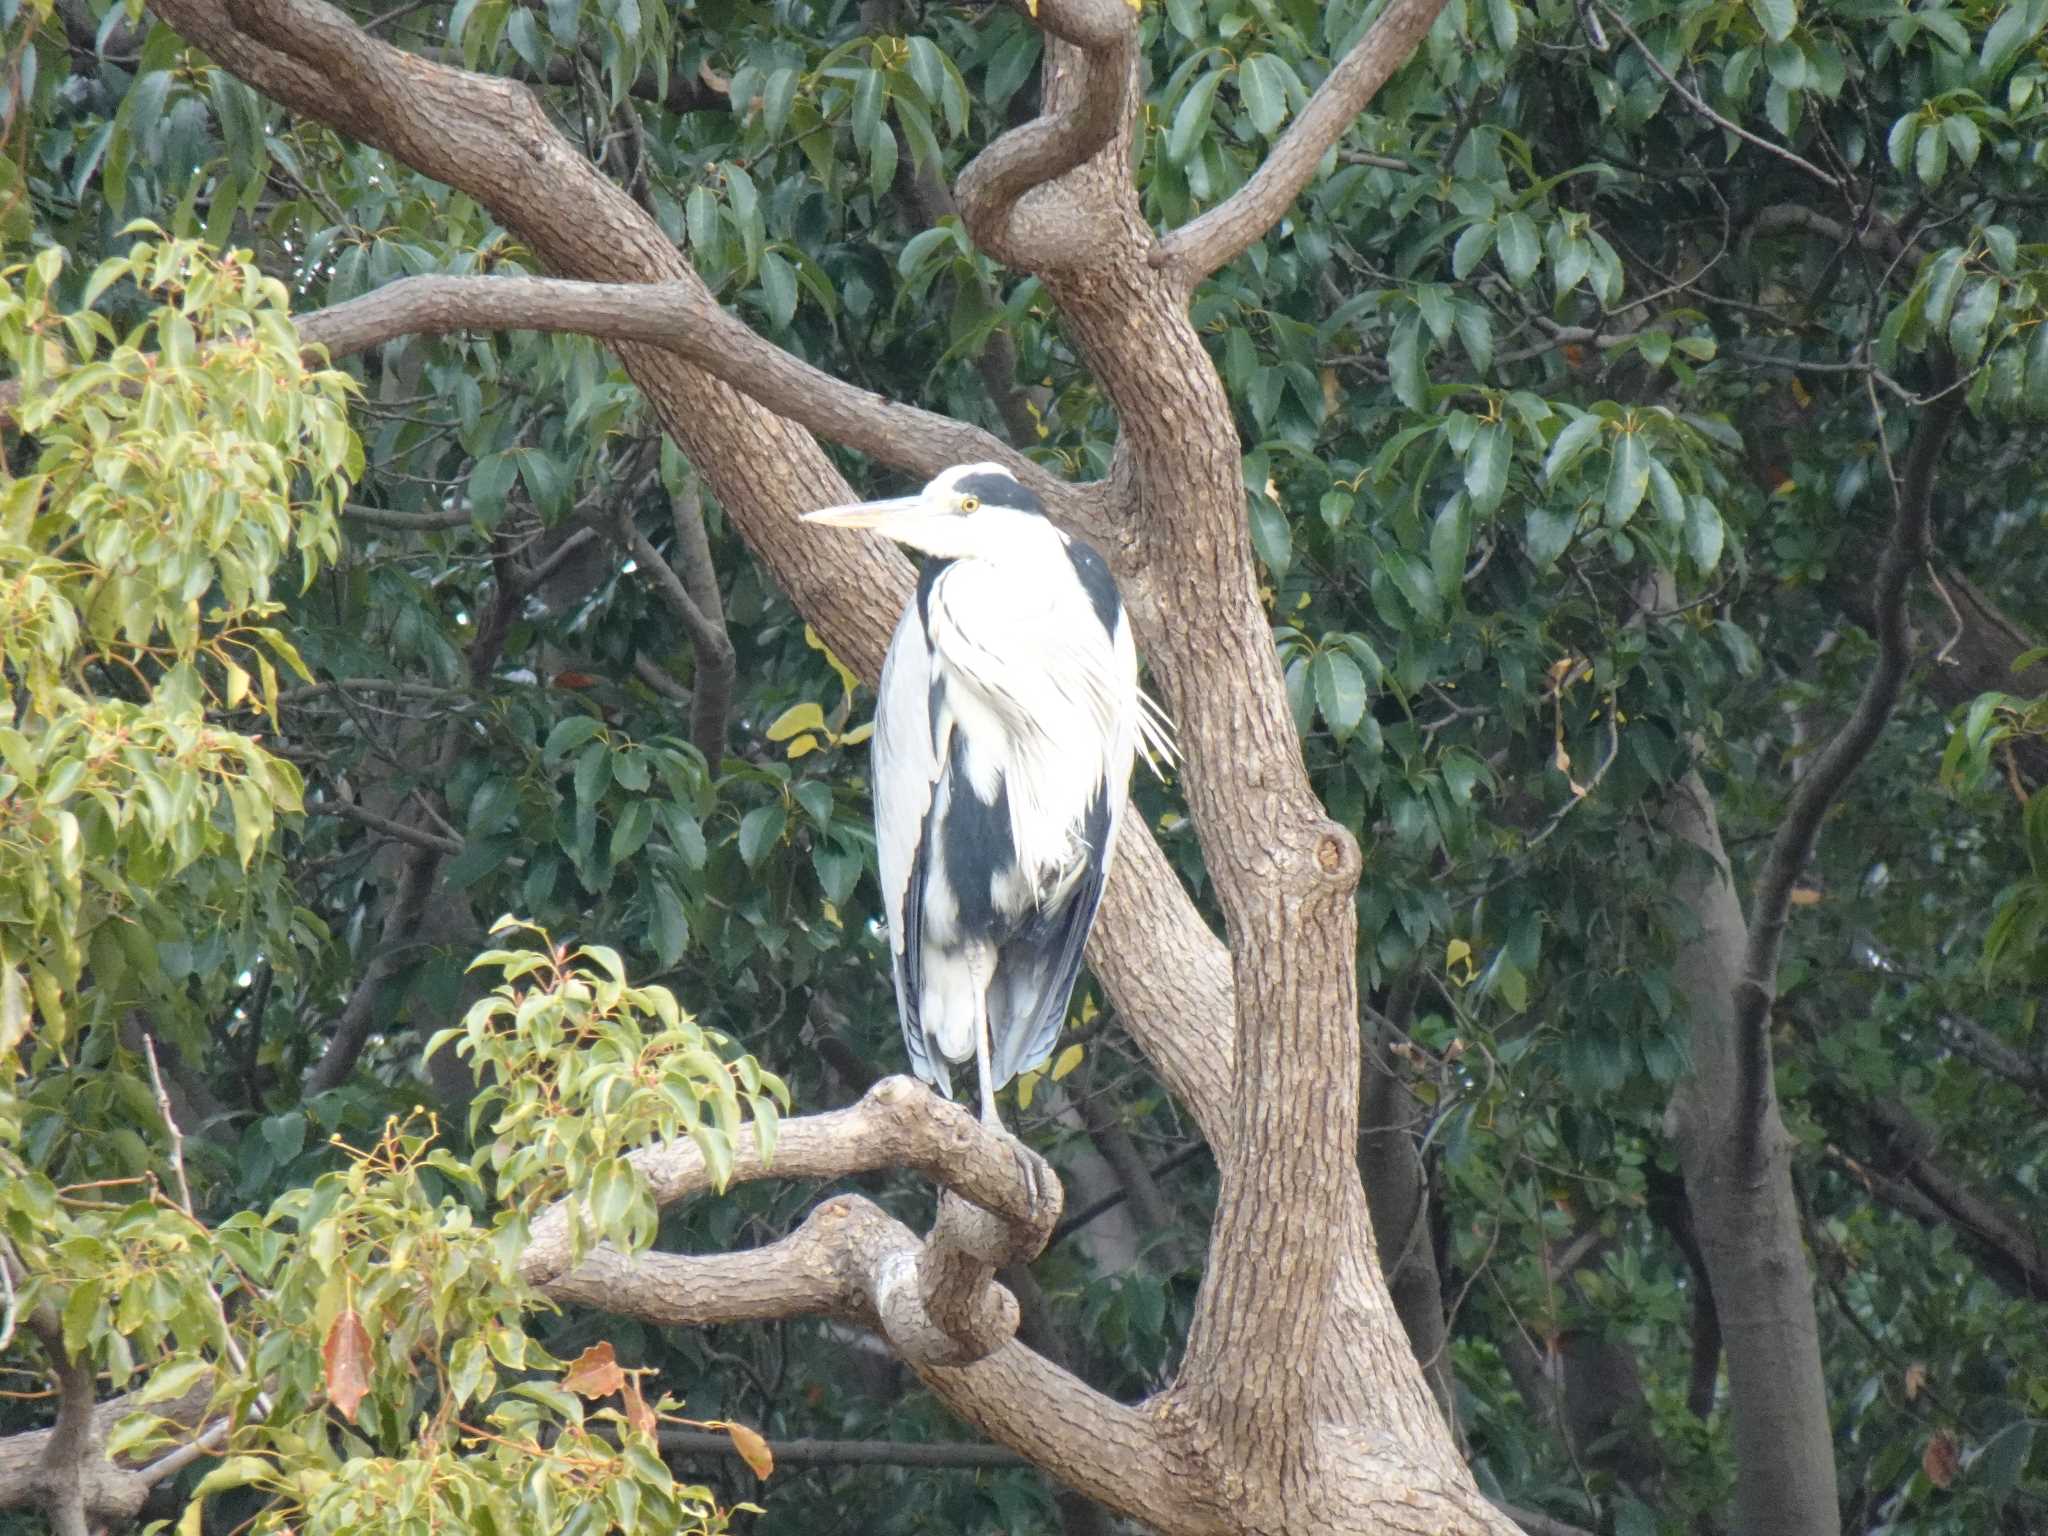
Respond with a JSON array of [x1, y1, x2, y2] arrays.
[[1464, 422, 1509, 513], [2023, 318, 2048, 411], [1496, 212, 1541, 285], [574, 740, 612, 806], [1916, 116, 1949, 184], [1949, 277, 1999, 366], [612, 800, 655, 863], [1544, 411, 1605, 482], [759, 250, 797, 330], [1311, 650, 1368, 741], [545, 715, 605, 764], [737, 803, 787, 868], [1386, 313, 1427, 410], [1524, 506, 1576, 568], [1238, 54, 1287, 137], [1886, 113, 1919, 171], [1685, 496, 1725, 571], [1604, 432, 1649, 526], [1749, 0, 1796, 44], [193, 1457, 274, 1498], [1168, 70, 1226, 165], [1249, 497, 1292, 579], [1452, 221, 1495, 280], [649, 881, 689, 966]]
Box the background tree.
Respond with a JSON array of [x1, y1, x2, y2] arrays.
[[4, 0, 2048, 1532]]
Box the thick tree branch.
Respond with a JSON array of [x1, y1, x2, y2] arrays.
[[292, 274, 1044, 504], [26, 1312, 93, 1536], [954, 0, 1138, 270], [1732, 385, 1963, 1157], [1153, 0, 1453, 286], [0, 1377, 211, 1526], [520, 1076, 1055, 1288], [527, 1086, 1206, 1532]]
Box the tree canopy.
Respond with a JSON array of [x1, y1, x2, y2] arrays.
[[3, 0, 2047, 1532]]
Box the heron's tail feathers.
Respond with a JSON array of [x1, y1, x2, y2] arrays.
[[1135, 685, 1179, 779]]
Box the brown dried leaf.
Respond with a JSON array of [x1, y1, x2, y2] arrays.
[[1904, 1361, 1927, 1401], [322, 1309, 372, 1423], [725, 1420, 774, 1479], [562, 1341, 628, 1400], [621, 1375, 658, 1438], [1789, 886, 1824, 906], [1923, 1428, 1961, 1489]]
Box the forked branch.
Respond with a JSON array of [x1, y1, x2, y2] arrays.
[[954, 0, 1138, 268]]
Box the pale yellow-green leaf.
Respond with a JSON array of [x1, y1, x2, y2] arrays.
[[1050, 1043, 1084, 1081], [765, 701, 826, 741]]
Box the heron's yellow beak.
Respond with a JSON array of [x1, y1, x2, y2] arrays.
[[802, 495, 925, 531]]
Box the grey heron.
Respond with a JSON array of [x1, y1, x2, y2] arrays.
[[804, 464, 1173, 1141]]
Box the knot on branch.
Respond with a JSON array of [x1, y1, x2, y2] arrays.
[[876, 1245, 1021, 1368]]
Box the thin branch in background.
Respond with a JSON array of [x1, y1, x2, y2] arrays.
[[342, 501, 471, 529], [1154, 0, 1452, 284], [662, 1430, 1028, 1470], [600, 511, 735, 762], [1049, 1139, 1209, 1250], [1731, 374, 1963, 1158], [662, 480, 734, 760], [632, 652, 694, 704], [314, 798, 464, 857], [143, 1038, 276, 1418], [1592, 0, 1842, 194]]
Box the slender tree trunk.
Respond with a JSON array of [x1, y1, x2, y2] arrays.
[[1660, 771, 1840, 1536]]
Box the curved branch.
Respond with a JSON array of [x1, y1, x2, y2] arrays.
[[294, 275, 1039, 499], [1733, 384, 1962, 1155], [519, 1076, 1056, 1287], [1153, 0, 1453, 286], [953, 0, 1137, 269]]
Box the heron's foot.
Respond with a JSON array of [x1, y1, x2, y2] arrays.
[[980, 1105, 1054, 1216], [1007, 1132, 1053, 1215]]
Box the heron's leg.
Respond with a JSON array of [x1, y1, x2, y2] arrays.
[[967, 946, 1003, 1132], [967, 948, 1045, 1209]]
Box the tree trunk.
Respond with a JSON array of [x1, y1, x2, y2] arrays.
[[1660, 772, 1840, 1536]]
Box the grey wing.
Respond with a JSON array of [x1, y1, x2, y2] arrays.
[[986, 778, 1113, 1088], [872, 600, 951, 1096]]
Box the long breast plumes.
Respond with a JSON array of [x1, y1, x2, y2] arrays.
[[923, 559, 1132, 893]]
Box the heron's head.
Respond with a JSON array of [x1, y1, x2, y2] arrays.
[[802, 463, 1049, 561]]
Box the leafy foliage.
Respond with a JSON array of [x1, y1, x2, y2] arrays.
[[8, 0, 2048, 1529]]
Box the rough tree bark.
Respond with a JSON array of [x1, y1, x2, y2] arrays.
[[32, 0, 1526, 1529]]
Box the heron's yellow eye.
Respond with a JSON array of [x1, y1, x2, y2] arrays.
[[959, 494, 981, 513]]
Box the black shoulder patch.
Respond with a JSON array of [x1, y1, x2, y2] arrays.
[[915, 555, 954, 630], [1064, 537, 1121, 634], [953, 471, 1043, 516]]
